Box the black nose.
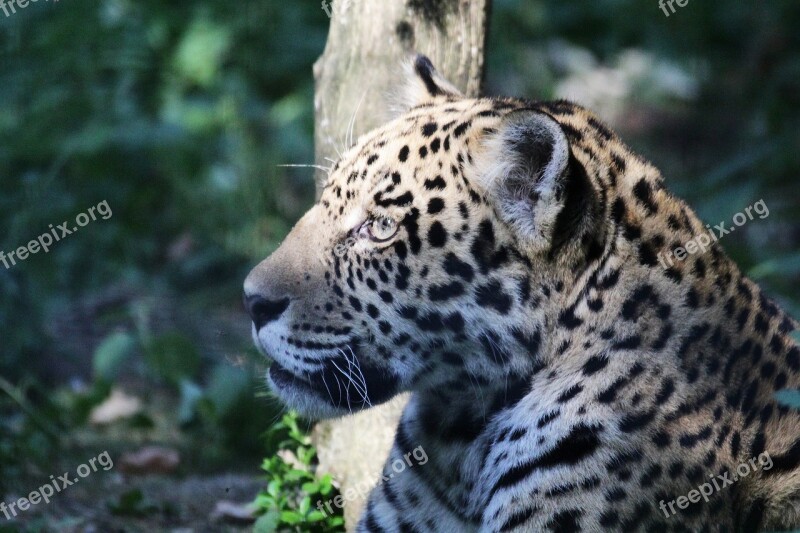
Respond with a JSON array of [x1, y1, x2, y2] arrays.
[[245, 294, 290, 330]]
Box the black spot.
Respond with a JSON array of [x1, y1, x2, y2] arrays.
[[678, 426, 712, 448], [417, 312, 445, 332], [537, 410, 559, 428], [597, 378, 626, 403], [652, 431, 670, 448], [489, 423, 602, 498], [499, 506, 538, 531], [558, 307, 583, 330], [512, 328, 542, 357], [427, 197, 445, 214], [546, 510, 582, 533], [638, 242, 659, 266], [619, 409, 656, 432], [427, 221, 448, 247], [787, 346, 800, 371], [398, 306, 418, 320], [588, 117, 614, 141], [379, 291, 394, 303], [375, 190, 414, 208], [633, 178, 658, 214], [399, 145, 410, 162], [559, 123, 584, 141], [621, 284, 655, 320], [395, 21, 414, 42], [429, 281, 465, 301], [394, 240, 408, 260], [348, 296, 362, 312], [421, 122, 438, 136], [741, 499, 766, 533], [443, 253, 474, 281], [599, 511, 619, 528], [453, 121, 471, 138], [655, 378, 675, 404], [424, 176, 447, 190], [764, 439, 800, 475], [443, 312, 465, 333], [557, 384, 583, 403], [475, 280, 512, 314], [395, 264, 411, 290], [613, 335, 642, 350], [401, 208, 422, 254], [582, 355, 609, 376]]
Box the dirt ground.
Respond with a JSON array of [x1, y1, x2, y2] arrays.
[[4, 471, 262, 533]]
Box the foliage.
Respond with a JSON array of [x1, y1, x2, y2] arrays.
[[253, 412, 345, 533]]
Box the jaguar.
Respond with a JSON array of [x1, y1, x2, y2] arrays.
[[244, 55, 800, 532]]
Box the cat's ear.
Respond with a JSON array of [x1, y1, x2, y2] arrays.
[[393, 55, 462, 112], [472, 110, 579, 251]]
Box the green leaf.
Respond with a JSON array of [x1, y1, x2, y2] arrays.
[[92, 332, 136, 381], [749, 252, 800, 280], [307, 510, 327, 522], [253, 494, 276, 509], [268, 479, 282, 495], [253, 510, 281, 533], [285, 468, 311, 482], [177, 379, 204, 424], [301, 481, 320, 494], [173, 16, 231, 87], [775, 389, 800, 410], [206, 363, 249, 416], [319, 475, 333, 495], [281, 510, 303, 524], [107, 489, 157, 517], [144, 333, 200, 383], [299, 495, 311, 514]]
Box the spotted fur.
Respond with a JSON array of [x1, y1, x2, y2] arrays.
[[244, 56, 800, 532]]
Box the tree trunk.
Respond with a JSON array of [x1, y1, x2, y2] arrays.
[[311, 0, 491, 529]]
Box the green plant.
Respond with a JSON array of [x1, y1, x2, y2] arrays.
[[253, 412, 345, 533]]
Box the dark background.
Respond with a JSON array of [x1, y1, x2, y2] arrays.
[[1, 0, 798, 530]]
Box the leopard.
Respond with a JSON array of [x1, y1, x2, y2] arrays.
[[244, 55, 800, 532]]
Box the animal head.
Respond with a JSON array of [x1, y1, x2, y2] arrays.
[[245, 56, 627, 419]]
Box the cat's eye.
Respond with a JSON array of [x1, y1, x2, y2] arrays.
[[365, 216, 398, 242]]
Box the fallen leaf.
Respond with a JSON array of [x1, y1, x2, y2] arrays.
[[89, 388, 142, 425], [119, 446, 181, 475], [210, 500, 258, 523]]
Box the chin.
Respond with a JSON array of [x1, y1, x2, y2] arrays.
[[262, 344, 402, 419], [266, 363, 353, 420]]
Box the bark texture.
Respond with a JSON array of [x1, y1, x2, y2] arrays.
[[311, 0, 490, 528]]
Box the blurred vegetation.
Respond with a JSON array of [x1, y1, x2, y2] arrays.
[[253, 412, 344, 533], [0, 0, 797, 530]]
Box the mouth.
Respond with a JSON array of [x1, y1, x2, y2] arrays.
[[265, 346, 400, 412], [268, 362, 317, 393]]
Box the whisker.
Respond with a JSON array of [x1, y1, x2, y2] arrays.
[[277, 163, 333, 175], [346, 91, 368, 150]]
